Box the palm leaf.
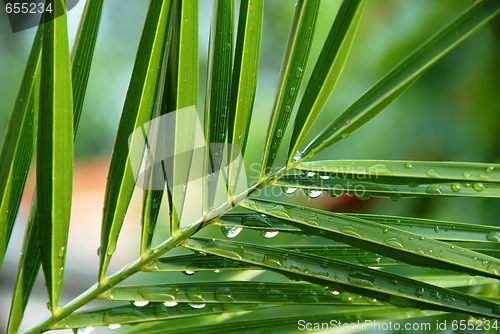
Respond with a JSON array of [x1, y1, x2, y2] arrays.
[[165, 0, 199, 236], [6, 0, 105, 330], [97, 281, 385, 306], [240, 198, 500, 279], [37, 0, 74, 311], [0, 26, 41, 268], [288, 0, 366, 163], [227, 0, 263, 165], [218, 211, 500, 242], [275, 160, 500, 198], [51, 303, 267, 329], [260, 0, 321, 177], [299, 0, 500, 160], [142, 306, 442, 334], [184, 237, 500, 319], [98, 0, 172, 280]]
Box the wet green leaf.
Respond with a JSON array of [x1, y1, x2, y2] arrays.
[[299, 0, 500, 160], [260, 0, 321, 177], [240, 198, 500, 279], [37, 0, 74, 311], [184, 237, 500, 319], [99, 0, 172, 280], [288, 0, 366, 162]]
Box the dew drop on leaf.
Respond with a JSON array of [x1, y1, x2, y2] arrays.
[[260, 230, 279, 238], [307, 190, 322, 198], [451, 183, 461, 192], [189, 303, 206, 309], [221, 226, 242, 238], [473, 182, 485, 192], [486, 231, 500, 242]]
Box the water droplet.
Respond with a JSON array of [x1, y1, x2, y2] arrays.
[[434, 226, 440, 233], [383, 228, 389, 234], [487, 166, 495, 173], [58, 246, 65, 258], [307, 171, 316, 177], [321, 260, 328, 268], [248, 201, 259, 210], [416, 247, 425, 255], [451, 183, 461, 192], [339, 225, 362, 238], [184, 270, 196, 275], [108, 324, 121, 330], [214, 269, 220, 273], [46, 300, 52, 311], [331, 290, 340, 295], [295, 67, 304, 78], [307, 190, 322, 198], [96, 246, 101, 257], [473, 257, 478, 262], [415, 288, 424, 298], [482, 260, 489, 266], [384, 237, 404, 248], [76, 328, 94, 334], [268, 204, 292, 219], [320, 175, 330, 180], [132, 301, 149, 307], [293, 151, 301, 162], [479, 172, 490, 180], [464, 171, 471, 178], [276, 129, 283, 138], [189, 303, 206, 309], [486, 231, 500, 242], [261, 231, 279, 238], [487, 264, 499, 274], [419, 236, 425, 240], [367, 164, 391, 175], [348, 271, 376, 287], [163, 300, 177, 307], [427, 169, 439, 178], [305, 215, 320, 226], [426, 184, 441, 194], [404, 162, 413, 169], [390, 193, 402, 202], [285, 187, 297, 194], [473, 182, 485, 192], [221, 226, 243, 238], [263, 254, 283, 268]]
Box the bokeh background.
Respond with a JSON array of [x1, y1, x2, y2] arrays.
[[1, 0, 499, 332]]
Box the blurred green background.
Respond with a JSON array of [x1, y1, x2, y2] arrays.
[[0, 0, 499, 332]]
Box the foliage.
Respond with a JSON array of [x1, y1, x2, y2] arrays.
[[1, 0, 500, 332]]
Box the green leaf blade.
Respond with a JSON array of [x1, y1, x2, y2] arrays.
[[240, 198, 500, 280], [260, 0, 321, 177], [288, 0, 366, 162], [300, 0, 500, 160], [99, 0, 172, 280], [0, 26, 41, 269], [184, 237, 500, 319], [227, 0, 264, 156], [37, 1, 74, 311]]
